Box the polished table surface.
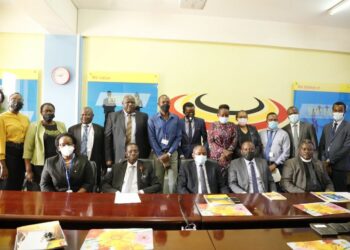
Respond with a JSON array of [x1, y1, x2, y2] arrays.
[[1, 191, 350, 230]]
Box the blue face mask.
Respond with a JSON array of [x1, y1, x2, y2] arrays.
[[268, 121, 278, 130], [288, 114, 299, 124]]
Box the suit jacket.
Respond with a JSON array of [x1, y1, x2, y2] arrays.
[[40, 154, 94, 192], [68, 123, 105, 181], [282, 121, 318, 158], [105, 110, 150, 163], [177, 159, 230, 194], [281, 157, 334, 193], [235, 125, 263, 158], [179, 117, 208, 159], [228, 157, 276, 193], [101, 159, 161, 193], [319, 120, 350, 171]]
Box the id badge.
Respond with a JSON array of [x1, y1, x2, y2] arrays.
[[269, 152, 274, 158], [66, 189, 73, 193], [161, 138, 169, 145]]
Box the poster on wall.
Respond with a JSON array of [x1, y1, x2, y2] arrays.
[[87, 72, 158, 126], [293, 82, 350, 141], [0, 69, 39, 121]]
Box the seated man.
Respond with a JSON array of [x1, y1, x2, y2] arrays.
[[177, 145, 229, 194], [281, 139, 334, 193], [101, 143, 161, 193], [228, 141, 276, 193]]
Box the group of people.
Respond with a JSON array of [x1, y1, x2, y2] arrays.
[[0, 92, 349, 195]]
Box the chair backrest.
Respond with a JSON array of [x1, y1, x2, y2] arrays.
[[138, 158, 155, 170], [89, 160, 98, 192]]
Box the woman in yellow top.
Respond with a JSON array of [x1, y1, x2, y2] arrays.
[[0, 92, 30, 190], [23, 103, 66, 191]]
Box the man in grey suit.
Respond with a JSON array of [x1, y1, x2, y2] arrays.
[[102, 143, 161, 193], [282, 106, 318, 158], [105, 95, 150, 166], [177, 145, 229, 194], [228, 141, 276, 193], [282, 139, 334, 193], [319, 101, 350, 191]]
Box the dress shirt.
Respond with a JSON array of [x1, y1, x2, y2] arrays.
[[185, 118, 195, 138], [0, 111, 29, 160], [80, 123, 94, 160], [123, 110, 136, 143], [243, 158, 264, 193], [195, 163, 211, 194], [291, 121, 300, 138], [333, 119, 343, 133], [121, 161, 138, 193], [148, 112, 182, 156]]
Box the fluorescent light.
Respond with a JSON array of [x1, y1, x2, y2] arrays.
[[328, 0, 350, 15]]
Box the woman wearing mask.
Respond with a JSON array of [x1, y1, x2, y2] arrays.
[[0, 92, 30, 190], [23, 103, 66, 191], [208, 104, 237, 180], [40, 133, 94, 192], [234, 110, 263, 158]]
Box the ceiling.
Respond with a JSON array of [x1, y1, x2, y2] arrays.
[[70, 0, 350, 29]]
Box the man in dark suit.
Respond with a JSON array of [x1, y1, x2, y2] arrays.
[[179, 102, 208, 159], [105, 95, 150, 166], [228, 141, 276, 193], [102, 143, 161, 193], [177, 145, 229, 194], [68, 107, 105, 187], [319, 101, 350, 191], [282, 106, 318, 158], [282, 139, 334, 193]]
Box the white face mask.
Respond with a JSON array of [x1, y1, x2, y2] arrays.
[[288, 114, 300, 124], [237, 118, 248, 126], [60, 145, 75, 157], [194, 155, 207, 165], [219, 116, 229, 124], [333, 112, 344, 122]]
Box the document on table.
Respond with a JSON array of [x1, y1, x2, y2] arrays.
[[114, 192, 141, 204]]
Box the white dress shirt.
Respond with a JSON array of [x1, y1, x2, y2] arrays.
[[291, 121, 300, 139], [81, 123, 94, 160], [195, 163, 211, 194], [243, 158, 264, 193], [121, 161, 138, 193], [123, 110, 136, 143]]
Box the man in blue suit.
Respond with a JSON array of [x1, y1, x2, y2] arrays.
[[179, 102, 208, 159], [319, 101, 350, 191]]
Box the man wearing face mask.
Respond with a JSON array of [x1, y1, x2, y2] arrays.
[[148, 94, 182, 194], [319, 101, 350, 191], [228, 141, 276, 193], [0, 92, 30, 190], [23, 103, 66, 191], [179, 102, 208, 159], [259, 112, 290, 190], [282, 106, 318, 158], [281, 139, 334, 193], [177, 145, 229, 194]]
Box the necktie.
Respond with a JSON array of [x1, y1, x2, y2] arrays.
[[125, 114, 132, 145], [264, 130, 274, 160], [125, 165, 135, 193], [199, 165, 208, 194], [331, 122, 338, 137], [188, 119, 193, 142], [293, 124, 299, 156], [249, 161, 259, 193], [80, 124, 88, 156]]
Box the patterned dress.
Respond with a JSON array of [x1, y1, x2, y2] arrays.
[[208, 121, 238, 168]]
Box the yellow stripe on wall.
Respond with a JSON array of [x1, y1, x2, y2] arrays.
[[293, 82, 350, 93], [0, 69, 39, 80], [87, 72, 159, 83]]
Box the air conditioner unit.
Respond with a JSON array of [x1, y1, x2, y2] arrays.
[[179, 0, 207, 10]]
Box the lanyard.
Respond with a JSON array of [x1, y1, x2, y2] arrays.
[[62, 157, 75, 191], [161, 117, 169, 139]]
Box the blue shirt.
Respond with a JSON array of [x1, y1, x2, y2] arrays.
[[148, 112, 182, 157]]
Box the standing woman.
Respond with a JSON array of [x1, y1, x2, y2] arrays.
[[235, 110, 263, 158], [40, 133, 94, 192], [23, 103, 66, 191], [0, 92, 30, 190], [208, 104, 238, 180]]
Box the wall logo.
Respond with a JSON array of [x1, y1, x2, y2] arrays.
[[170, 94, 288, 130]]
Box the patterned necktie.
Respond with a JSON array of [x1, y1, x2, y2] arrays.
[[249, 161, 259, 193], [80, 124, 88, 156], [125, 165, 135, 193], [188, 119, 193, 142], [331, 122, 338, 137], [199, 164, 208, 194], [264, 130, 274, 160], [293, 124, 299, 156], [125, 114, 132, 145]]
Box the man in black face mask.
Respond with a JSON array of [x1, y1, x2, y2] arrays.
[[0, 92, 30, 190], [228, 141, 276, 193], [178, 102, 208, 159], [148, 94, 182, 194]]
